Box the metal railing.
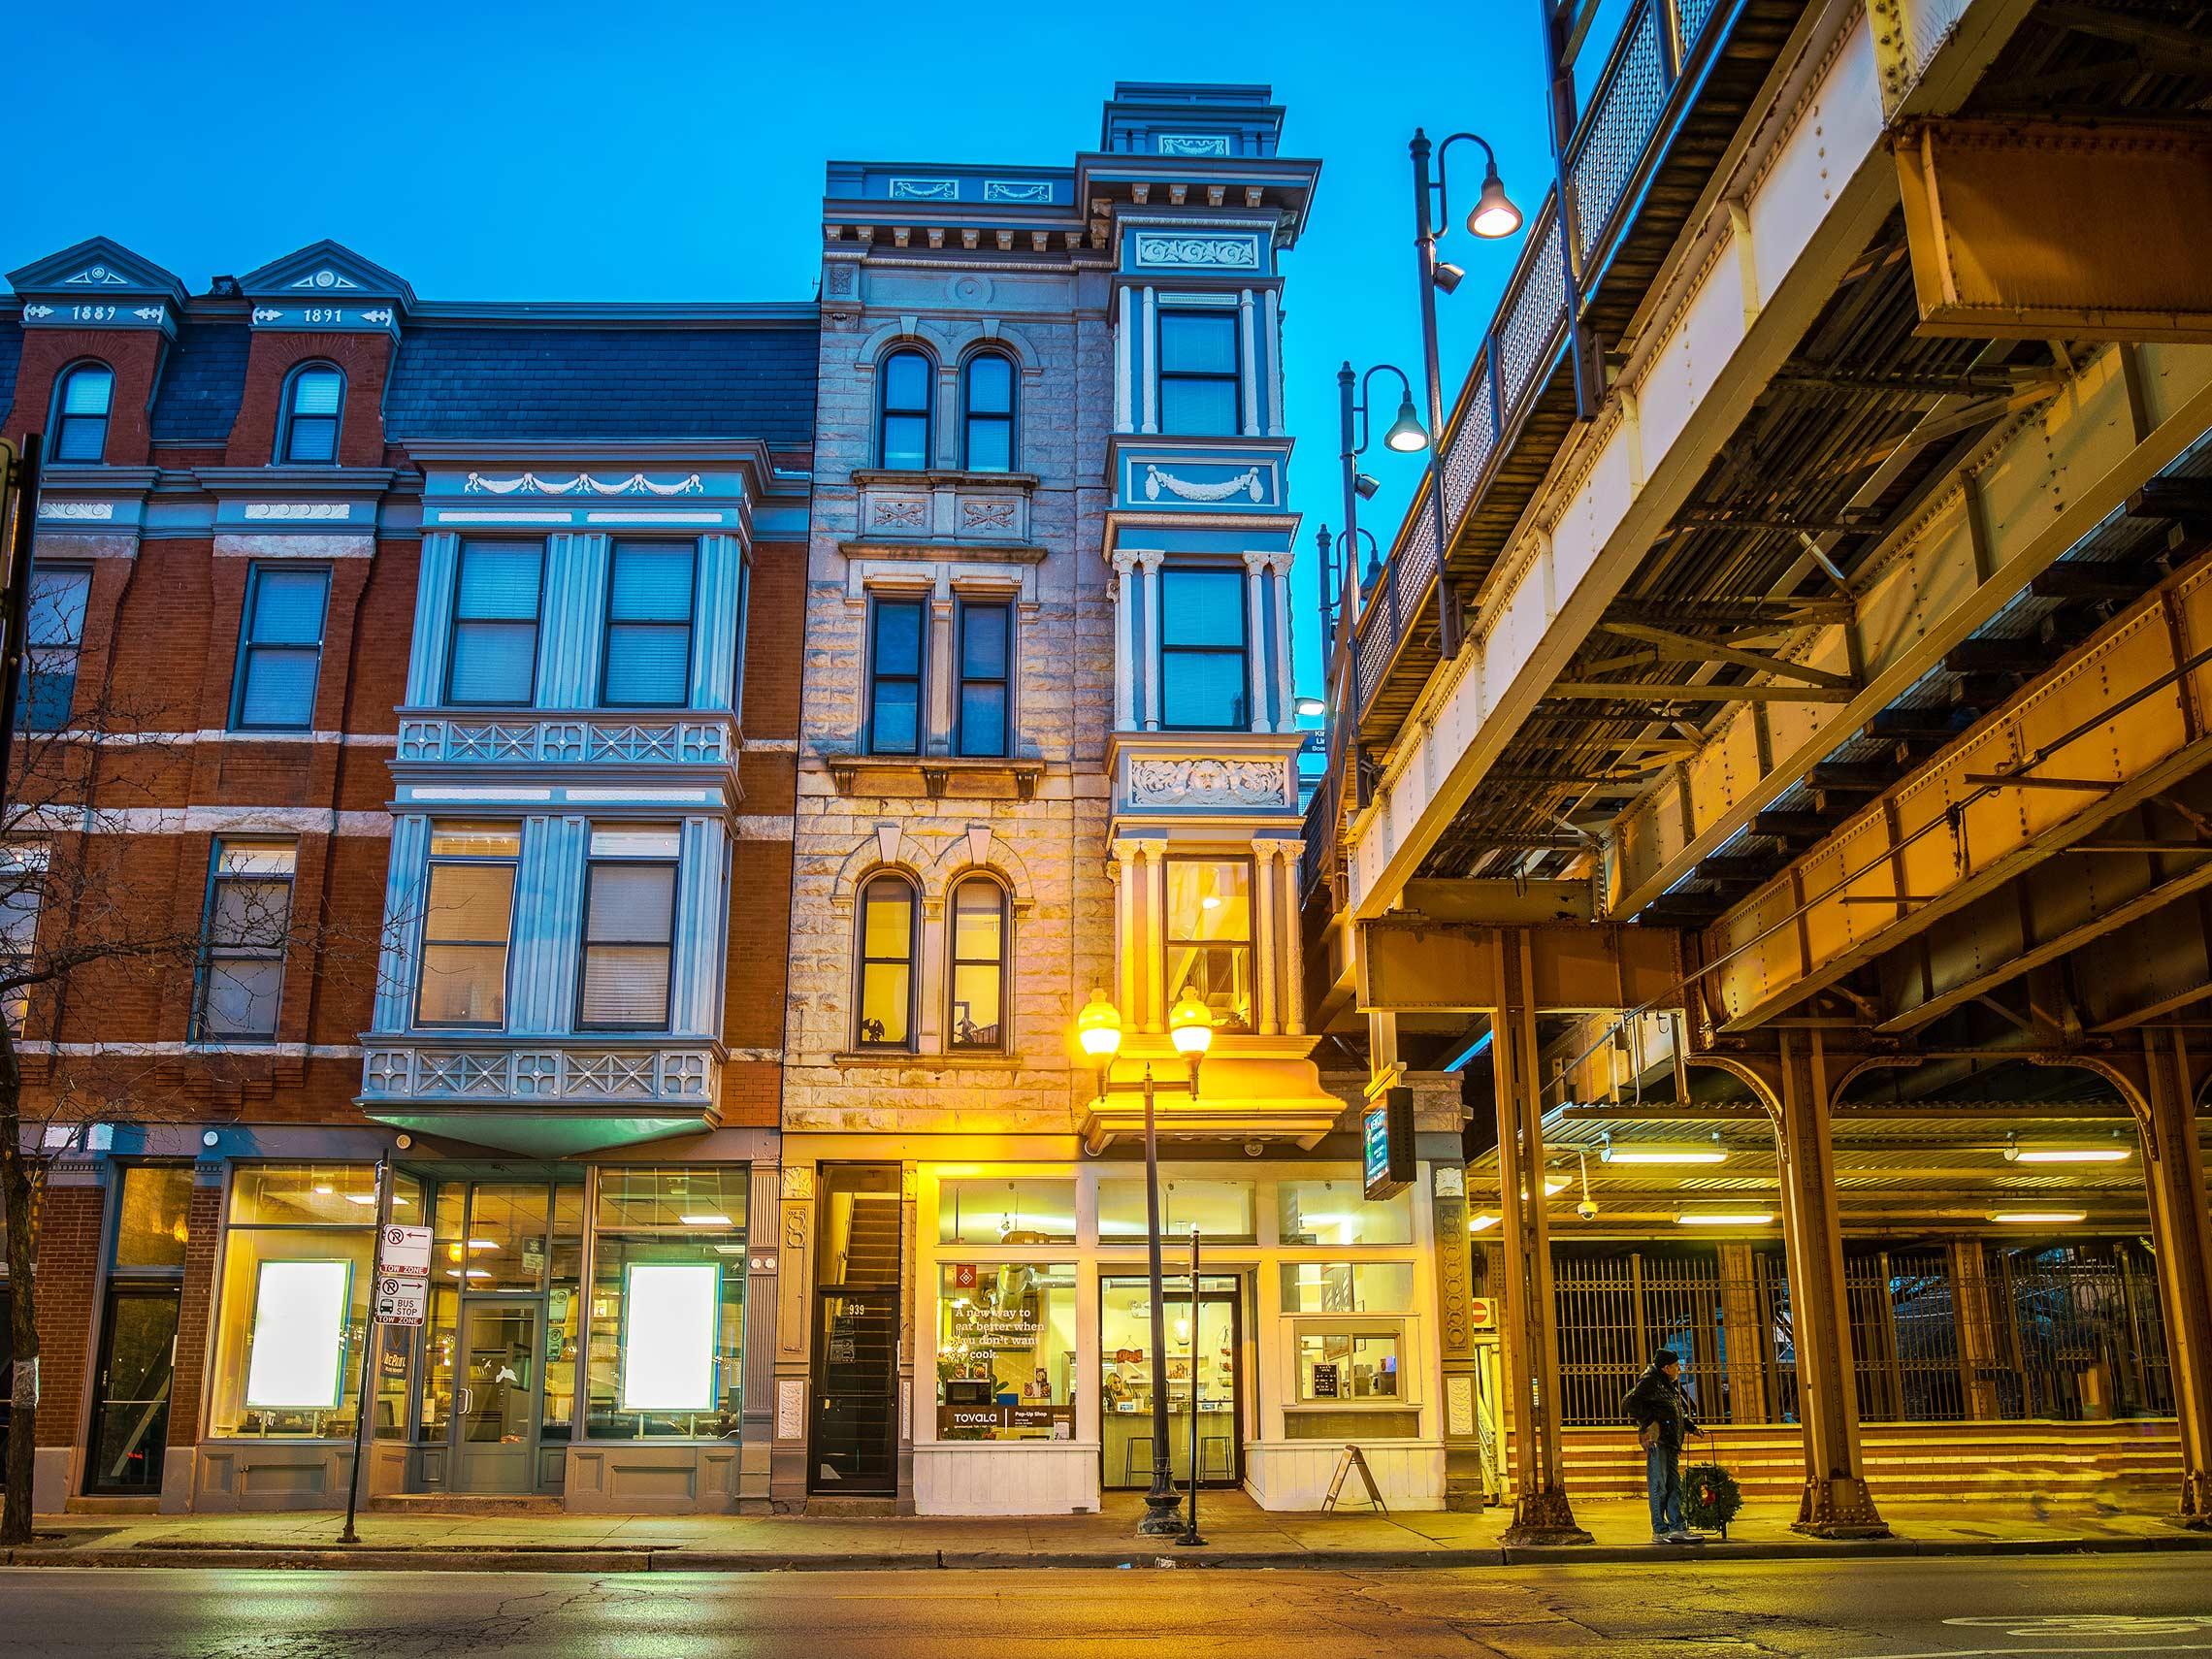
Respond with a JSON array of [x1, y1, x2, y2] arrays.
[[1343, 0, 1732, 727]]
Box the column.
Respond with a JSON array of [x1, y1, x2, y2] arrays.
[[770, 1164, 815, 1508], [1238, 289, 1260, 437], [1112, 553, 1137, 731], [927, 597, 954, 755], [1263, 287, 1285, 436], [1143, 842, 1167, 1033], [1715, 1240, 1769, 1425], [1115, 286, 1134, 432], [1268, 553, 1297, 733], [739, 1161, 783, 1512], [1947, 1239, 2001, 1421], [1241, 552, 1269, 733], [918, 895, 946, 1053], [1489, 927, 1589, 1544], [1112, 842, 1140, 1024], [1279, 843, 1306, 1037], [1431, 1153, 1484, 1509], [1138, 553, 1163, 731], [404, 532, 461, 706], [1775, 1032, 1890, 1537], [2138, 1029, 2212, 1526], [1250, 837, 1279, 1036], [1140, 286, 1158, 434], [159, 1164, 225, 1512]]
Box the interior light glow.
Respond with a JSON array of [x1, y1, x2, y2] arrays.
[[2004, 1145, 2130, 1164], [1677, 1212, 1775, 1226], [620, 1261, 719, 1412], [1470, 1214, 1499, 1232], [1990, 1210, 2087, 1224], [1601, 1143, 1727, 1165], [466, 1238, 499, 1251], [244, 1259, 351, 1410], [679, 1213, 733, 1227]]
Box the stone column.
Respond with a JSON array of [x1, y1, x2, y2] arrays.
[[1143, 841, 1167, 1033], [1775, 1032, 1889, 1537], [1250, 836, 1279, 1036], [1112, 841, 1139, 1024], [1488, 927, 1588, 1544], [1715, 1240, 1769, 1425], [918, 894, 946, 1053], [2137, 1028, 2212, 1526], [1111, 553, 1137, 731], [927, 596, 954, 755], [1268, 552, 1297, 732], [1140, 286, 1158, 434], [770, 1163, 816, 1511], [1279, 841, 1306, 1036], [738, 1161, 783, 1512], [1241, 552, 1269, 733], [1263, 287, 1285, 436], [1115, 285, 1134, 433], [1138, 552, 1163, 731], [1238, 289, 1260, 437]]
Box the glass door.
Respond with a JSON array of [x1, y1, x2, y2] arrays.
[[809, 1166, 902, 1494], [84, 1288, 179, 1494], [451, 1298, 541, 1493], [1099, 1274, 1242, 1489]]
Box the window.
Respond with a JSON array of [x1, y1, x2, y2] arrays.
[[50, 363, 114, 464], [230, 565, 330, 730], [414, 822, 519, 1027], [961, 353, 1015, 472], [1277, 1179, 1415, 1246], [1097, 1177, 1256, 1243], [855, 872, 918, 1049], [1158, 567, 1247, 729], [1280, 1263, 1417, 1314], [196, 841, 297, 1041], [954, 601, 1010, 758], [1157, 311, 1240, 435], [936, 1179, 1075, 1245], [602, 541, 695, 707], [935, 1263, 1076, 1441], [1294, 1329, 1403, 1402], [445, 541, 542, 706], [1164, 858, 1252, 1030], [946, 877, 1007, 1052], [866, 596, 925, 755], [577, 824, 679, 1030], [277, 364, 343, 464], [586, 1167, 747, 1441], [18, 566, 90, 732], [877, 349, 933, 471], [0, 843, 48, 1032]]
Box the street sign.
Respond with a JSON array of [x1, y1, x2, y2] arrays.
[[1470, 1297, 1499, 1330], [1363, 1087, 1415, 1200], [374, 1274, 427, 1326], [377, 1223, 433, 1276]]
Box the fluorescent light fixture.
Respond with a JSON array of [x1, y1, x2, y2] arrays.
[[1470, 1214, 1499, 1232], [465, 1268, 492, 1279], [345, 1193, 378, 1206], [620, 1261, 719, 1412], [2004, 1145, 2130, 1164], [244, 1259, 351, 1411], [466, 1238, 499, 1251], [679, 1213, 733, 1227], [312, 1184, 336, 1195], [1678, 1211, 1774, 1226], [1990, 1210, 2087, 1224], [1601, 1142, 1727, 1165]]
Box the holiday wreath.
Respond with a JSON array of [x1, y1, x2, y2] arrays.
[[1681, 1460, 1742, 1532]]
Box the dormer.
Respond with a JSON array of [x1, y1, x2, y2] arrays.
[[223, 241, 411, 470], [237, 239, 414, 339], [7, 236, 187, 341]]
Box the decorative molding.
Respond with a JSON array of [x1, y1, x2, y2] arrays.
[[465, 472, 704, 498], [1128, 755, 1288, 806], [984, 180, 1053, 204], [396, 714, 734, 767], [781, 1164, 815, 1200], [1133, 234, 1257, 267], [38, 501, 115, 522], [64, 264, 129, 286], [21, 305, 52, 319], [244, 502, 350, 521], [870, 497, 928, 531], [890, 178, 959, 201], [1144, 465, 1262, 504], [1157, 135, 1232, 157], [362, 1043, 716, 1105], [960, 498, 1014, 532], [290, 268, 360, 291]]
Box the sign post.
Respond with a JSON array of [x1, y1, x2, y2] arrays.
[[340, 1165, 426, 1545], [1177, 1222, 1205, 1547]]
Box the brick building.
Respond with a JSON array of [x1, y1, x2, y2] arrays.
[[0, 236, 813, 1513]]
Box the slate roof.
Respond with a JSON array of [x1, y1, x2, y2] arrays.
[[386, 324, 818, 445], [147, 319, 250, 444], [0, 321, 19, 418]]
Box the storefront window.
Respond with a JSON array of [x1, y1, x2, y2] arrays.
[[1098, 1178, 1254, 1244], [1276, 1179, 1414, 1246], [937, 1179, 1075, 1246], [1295, 1330, 1402, 1402], [210, 1162, 377, 1438], [586, 1167, 746, 1440], [1279, 1262, 1416, 1313], [114, 1164, 193, 1268], [935, 1262, 1075, 1440]]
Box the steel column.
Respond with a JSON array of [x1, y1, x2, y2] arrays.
[[2137, 1029, 2212, 1526]]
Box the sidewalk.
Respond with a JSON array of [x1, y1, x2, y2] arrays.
[[8, 1492, 2208, 1572]]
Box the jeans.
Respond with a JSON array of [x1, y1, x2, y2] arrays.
[[1646, 1439, 1685, 1535]]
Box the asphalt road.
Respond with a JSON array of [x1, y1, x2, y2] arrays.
[[5, 1557, 2211, 1657]]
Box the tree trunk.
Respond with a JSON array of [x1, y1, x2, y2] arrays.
[[1, 1016, 40, 1546]]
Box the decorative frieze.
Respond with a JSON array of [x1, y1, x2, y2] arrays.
[[1127, 753, 1291, 809], [361, 1042, 718, 1106], [395, 713, 736, 768], [1132, 234, 1257, 267], [464, 472, 705, 498], [850, 472, 1035, 547]]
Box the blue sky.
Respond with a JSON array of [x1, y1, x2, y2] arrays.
[[3, 0, 1554, 696]]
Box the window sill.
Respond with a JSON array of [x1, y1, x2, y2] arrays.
[[830, 1050, 1020, 1070], [851, 468, 1039, 491], [828, 753, 1043, 800]]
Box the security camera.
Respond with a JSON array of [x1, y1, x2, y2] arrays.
[[1431, 260, 1466, 295], [1576, 1198, 1599, 1221], [1353, 472, 1381, 502]]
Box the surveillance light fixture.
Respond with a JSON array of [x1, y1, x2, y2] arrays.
[[1353, 472, 1382, 502], [1431, 259, 1465, 295]]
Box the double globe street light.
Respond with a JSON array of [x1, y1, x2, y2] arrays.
[[1075, 986, 1214, 1536]]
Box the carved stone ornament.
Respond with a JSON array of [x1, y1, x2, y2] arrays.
[[465, 472, 703, 498], [1129, 756, 1285, 806], [244, 502, 349, 520], [1157, 134, 1232, 157], [1133, 234, 1256, 267], [37, 501, 114, 521], [781, 1164, 815, 1200], [873, 497, 927, 530], [960, 498, 1015, 531], [985, 180, 1053, 203], [1143, 466, 1262, 504]]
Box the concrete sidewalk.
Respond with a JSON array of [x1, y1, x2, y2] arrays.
[[7, 1492, 2208, 1572]]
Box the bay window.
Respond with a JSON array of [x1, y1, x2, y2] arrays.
[[415, 822, 518, 1027], [577, 824, 678, 1030], [1157, 568, 1247, 730], [1157, 311, 1239, 436], [1163, 857, 1252, 1030]]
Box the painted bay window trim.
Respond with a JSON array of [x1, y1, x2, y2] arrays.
[[412, 822, 520, 1030], [575, 824, 680, 1031]]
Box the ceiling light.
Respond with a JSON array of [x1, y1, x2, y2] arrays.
[[1601, 1141, 1727, 1165], [345, 1193, 378, 1206], [2004, 1144, 2130, 1164], [1677, 1211, 1774, 1226], [466, 1239, 499, 1252], [465, 1267, 492, 1279], [680, 1213, 733, 1226], [1470, 1214, 1498, 1232], [313, 1184, 335, 1195], [1989, 1210, 2087, 1225]]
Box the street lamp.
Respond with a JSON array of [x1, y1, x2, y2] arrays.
[[1410, 128, 1523, 661], [1074, 986, 1215, 1536], [1326, 361, 1431, 692]]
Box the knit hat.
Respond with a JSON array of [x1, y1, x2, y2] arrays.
[[1653, 1349, 1680, 1366]]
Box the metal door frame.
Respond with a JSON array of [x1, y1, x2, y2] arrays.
[[82, 1284, 180, 1496], [446, 1290, 546, 1493]]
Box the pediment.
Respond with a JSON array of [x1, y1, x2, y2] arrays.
[[7, 236, 186, 303], [238, 239, 415, 307]]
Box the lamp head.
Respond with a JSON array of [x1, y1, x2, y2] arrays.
[[1168, 989, 1215, 1058], [1075, 988, 1123, 1059], [1469, 164, 1522, 240], [1382, 397, 1430, 454], [1431, 259, 1465, 295], [1353, 472, 1381, 502], [1294, 694, 1326, 720]]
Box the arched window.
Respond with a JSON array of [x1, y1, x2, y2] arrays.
[[277, 363, 344, 464], [876, 349, 932, 471], [946, 876, 1008, 1051], [855, 872, 919, 1049], [961, 353, 1015, 472], [50, 363, 114, 464]]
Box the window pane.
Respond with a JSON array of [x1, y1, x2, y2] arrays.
[[249, 569, 328, 644], [204, 957, 284, 1036], [587, 864, 675, 943], [1296, 1330, 1401, 1400], [1161, 377, 1240, 436], [448, 622, 537, 703], [425, 862, 514, 942], [965, 419, 1011, 473], [241, 649, 320, 728], [456, 544, 542, 620], [1159, 571, 1245, 647], [1159, 313, 1236, 374], [937, 1181, 1075, 1245], [858, 962, 910, 1045], [1164, 942, 1250, 1028], [603, 626, 689, 703], [430, 823, 520, 859], [417, 943, 507, 1025], [935, 1263, 1076, 1441], [881, 413, 928, 471], [949, 963, 1001, 1048], [580, 946, 670, 1026], [1277, 1181, 1415, 1247], [609, 545, 695, 622], [882, 352, 930, 410], [596, 1167, 749, 1231], [27, 569, 90, 647], [965, 355, 1012, 413], [873, 602, 922, 675], [952, 883, 1002, 960], [1160, 652, 1246, 728], [957, 684, 1005, 757], [114, 1166, 194, 1269], [63, 366, 114, 416], [1097, 1178, 1255, 1242], [862, 884, 913, 958], [284, 416, 338, 464], [211, 877, 290, 949], [589, 825, 680, 859], [1166, 862, 1251, 942], [960, 606, 1008, 678], [290, 369, 342, 416], [1280, 1263, 1417, 1313]]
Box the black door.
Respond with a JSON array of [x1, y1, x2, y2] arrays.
[[808, 1166, 902, 1495], [85, 1287, 179, 1495]]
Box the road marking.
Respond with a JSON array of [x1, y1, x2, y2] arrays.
[[1858, 1645, 2212, 1658], [1950, 1617, 2212, 1638]]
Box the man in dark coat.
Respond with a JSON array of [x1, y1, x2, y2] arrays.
[[1624, 1348, 1704, 1544]]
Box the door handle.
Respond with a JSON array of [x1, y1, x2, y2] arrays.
[[458, 1386, 472, 1416]]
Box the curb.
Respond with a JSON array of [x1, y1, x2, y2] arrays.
[[5, 1533, 2209, 1572]]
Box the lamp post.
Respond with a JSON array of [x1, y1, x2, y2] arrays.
[[1076, 986, 1215, 1537], [1331, 361, 1431, 709], [1410, 128, 1522, 663]]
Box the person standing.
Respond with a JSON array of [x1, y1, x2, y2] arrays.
[[1625, 1349, 1704, 1545]]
